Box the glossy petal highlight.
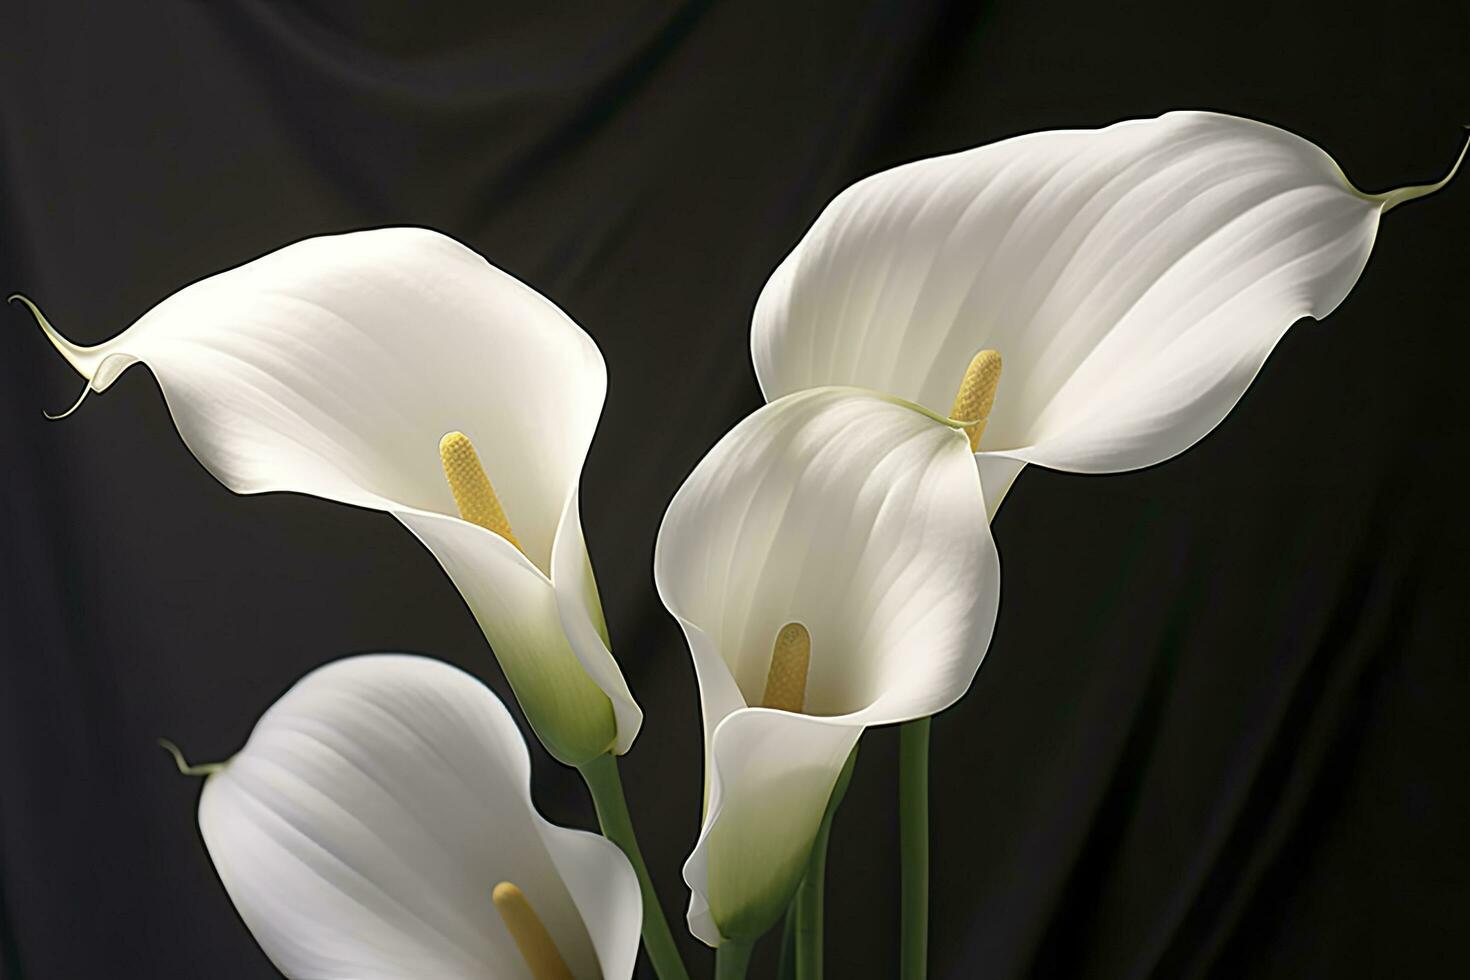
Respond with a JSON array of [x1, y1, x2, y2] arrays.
[[753, 112, 1417, 478]]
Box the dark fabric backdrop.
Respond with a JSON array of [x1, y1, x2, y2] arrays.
[[2, 1, 1467, 978]]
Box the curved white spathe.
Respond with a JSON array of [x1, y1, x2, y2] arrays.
[[753, 111, 1461, 506], [22, 228, 640, 763], [654, 388, 1001, 944], [197, 654, 641, 979]]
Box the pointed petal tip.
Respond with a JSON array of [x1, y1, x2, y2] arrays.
[[1377, 127, 1469, 212], [8, 292, 45, 324], [8, 292, 102, 380], [42, 380, 92, 421], [156, 737, 226, 777]]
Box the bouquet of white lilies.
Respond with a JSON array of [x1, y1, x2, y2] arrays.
[[20, 111, 1459, 979]]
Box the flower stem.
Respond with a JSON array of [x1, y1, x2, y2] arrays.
[[577, 754, 691, 980], [778, 905, 798, 980], [794, 744, 860, 979], [714, 938, 754, 979], [899, 718, 930, 980]]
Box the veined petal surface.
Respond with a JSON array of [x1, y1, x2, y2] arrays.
[[197, 654, 641, 979], [654, 388, 1000, 943], [49, 227, 602, 570], [30, 228, 638, 754], [752, 111, 1399, 475]]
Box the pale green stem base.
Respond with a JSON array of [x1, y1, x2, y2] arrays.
[[899, 718, 930, 980], [578, 754, 691, 980], [715, 938, 754, 979]]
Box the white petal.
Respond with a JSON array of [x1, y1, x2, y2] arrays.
[[27, 228, 638, 750], [197, 654, 641, 980], [541, 821, 643, 980], [551, 488, 643, 756], [655, 388, 999, 727], [654, 388, 1000, 942], [395, 513, 620, 766], [684, 711, 860, 946], [45, 227, 602, 570], [974, 454, 1029, 521], [753, 112, 1442, 474]]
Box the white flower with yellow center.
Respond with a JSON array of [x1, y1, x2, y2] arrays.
[[190, 654, 641, 979], [753, 111, 1464, 511], [654, 387, 1001, 947], [19, 228, 638, 767]]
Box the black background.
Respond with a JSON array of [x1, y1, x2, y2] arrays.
[[2, 2, 1467, 978]]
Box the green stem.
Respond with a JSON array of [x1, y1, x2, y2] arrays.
[[899, 718, 930, 980], [795, 745, 860, 980], [577, 754, 691, 980], [714, 938, 754, 980], [778, 905, 797, 980]]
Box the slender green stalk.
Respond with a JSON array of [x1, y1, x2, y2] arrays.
[[793, 837, 831, 980], [899, 718, 930, 980], [578, 754, 690, 980], [794, 745, 860, 979], [714, 938, 754, 979], [778, 905, 798, 980]]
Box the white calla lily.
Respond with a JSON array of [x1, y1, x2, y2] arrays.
[[19, 228, 640, 765], [654, 387, 1001, 945], [753, 111, 1464, 512], [195, 654, 641, 979]]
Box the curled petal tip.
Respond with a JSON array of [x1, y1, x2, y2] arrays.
[[156, 737, 225, 777], [1377, 128, 1469, 212], [8, 292, 100, 380], [43, 380, 91, 421]]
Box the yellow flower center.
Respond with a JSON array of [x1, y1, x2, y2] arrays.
[[492, 881, 574, 980], [439, 431, 522, 552], [950, 349, 1003, 451], [761, 622, 811, 712]]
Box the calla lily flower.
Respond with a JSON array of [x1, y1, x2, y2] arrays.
[[193, 654, 641, 979], [654, 387, 1001, 946], [19, 228, 639, 766], [752, 111, 1465, 512]]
